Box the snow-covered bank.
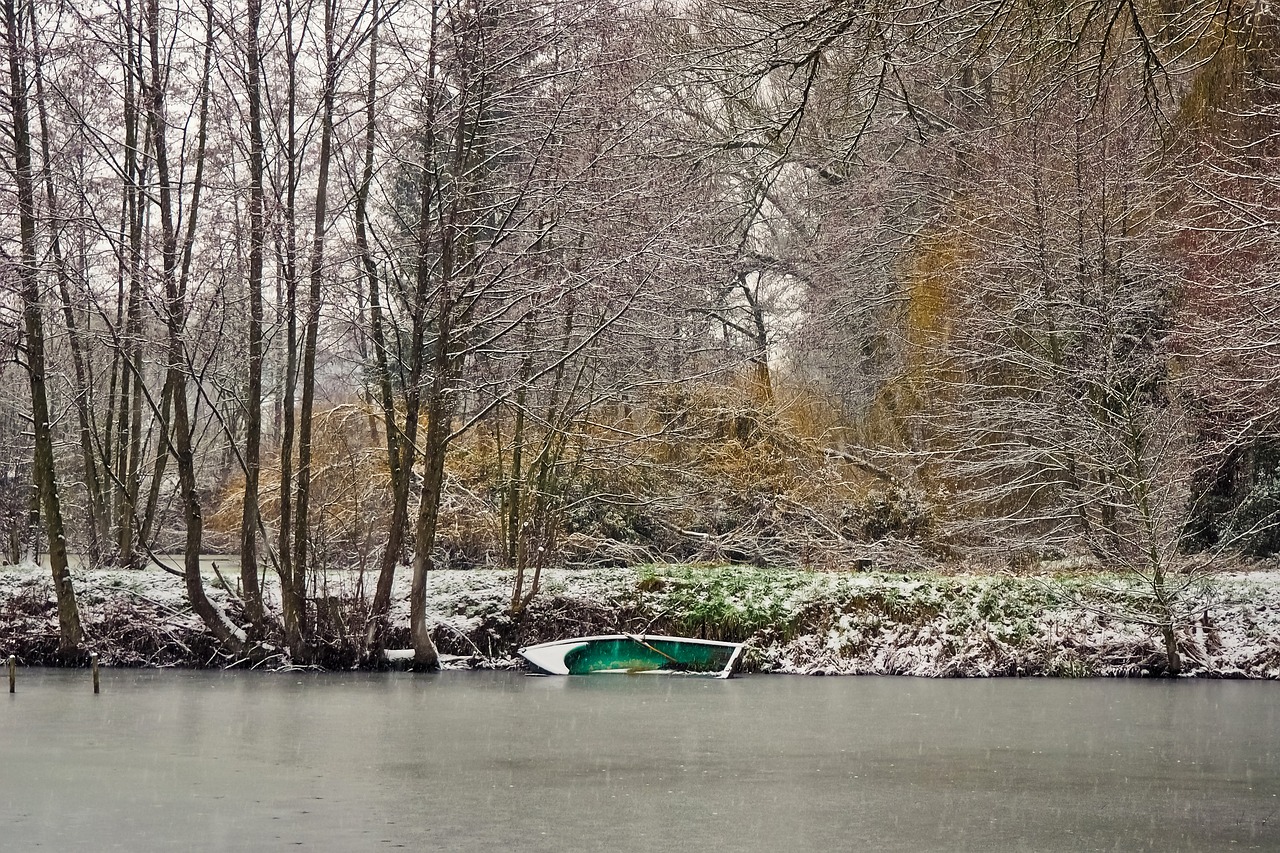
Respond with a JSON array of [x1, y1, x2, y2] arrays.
[[3, 562, 1280, 676]]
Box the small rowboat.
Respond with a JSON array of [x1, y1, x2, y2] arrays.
[[518, 634, 745, 678]]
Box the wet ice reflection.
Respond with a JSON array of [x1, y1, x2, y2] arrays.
[[3, 669, 1278, 852]]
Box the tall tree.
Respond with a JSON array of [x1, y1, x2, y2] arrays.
[[146, 0, 243, 651], [240, 0, 268, 640], [27, 0, 108, 562], [3, 0, 83, 655]]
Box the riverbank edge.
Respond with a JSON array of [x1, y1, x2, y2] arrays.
[[3, 563, 1280, 677]]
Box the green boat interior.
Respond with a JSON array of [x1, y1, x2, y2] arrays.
[[563, 637, 735, 674]]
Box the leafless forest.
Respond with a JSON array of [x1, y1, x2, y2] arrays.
[[3, 0, 1278, 667]]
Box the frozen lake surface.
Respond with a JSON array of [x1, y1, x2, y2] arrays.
[[3, 670, 1279, 851]]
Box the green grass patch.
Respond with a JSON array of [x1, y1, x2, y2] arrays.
[[634, 564, 815, 640]]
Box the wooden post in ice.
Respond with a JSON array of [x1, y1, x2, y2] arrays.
[[7, 655, 14, 693], [91, 653, 99, 694]]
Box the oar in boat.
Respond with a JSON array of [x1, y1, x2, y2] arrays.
[[618, 631, 689, 671]]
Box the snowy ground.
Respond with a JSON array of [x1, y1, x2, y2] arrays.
[[3, 561, 1280, 676]]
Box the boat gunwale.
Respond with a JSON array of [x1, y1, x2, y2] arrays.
[[518, 634, 746, 678], [519, 634, 744, 652]]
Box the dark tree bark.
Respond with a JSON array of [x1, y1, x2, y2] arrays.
[[239, 0, 268, 639], [366, 0, 441, 660], [289, 0, 339, 662], [276, 0, 305, 660], [27, 3, 107, 562], [145, 0, 243, 651], [109, 0, 152, 567], [354, 0, 401, 501], [4, 0, 83, 655]]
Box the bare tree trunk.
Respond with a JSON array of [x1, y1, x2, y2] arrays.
[[1162, 623, 1182, 676], [21, 480, 39, 564], [239, 0, 267, 639], [366, 0, 439, 659], [113, 0, 151, 566], [352, 0, 411, 663], [353, 0, 400, 496], [28, 4, 107, 563], [277, 0, 303, 659], [407, 20, 466, 666], [4, 0, 82, 655], [737, 274, 773, 401], [146, 0, 242, 651], [138, 379, 172, 545], [409, 384, 449, 671], [290, 0, 338, 661], [503, 367, 528, 569]]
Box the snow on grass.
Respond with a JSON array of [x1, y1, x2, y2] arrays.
[[4, 560, 1280, 675], [622, 565, 1280, 677]]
